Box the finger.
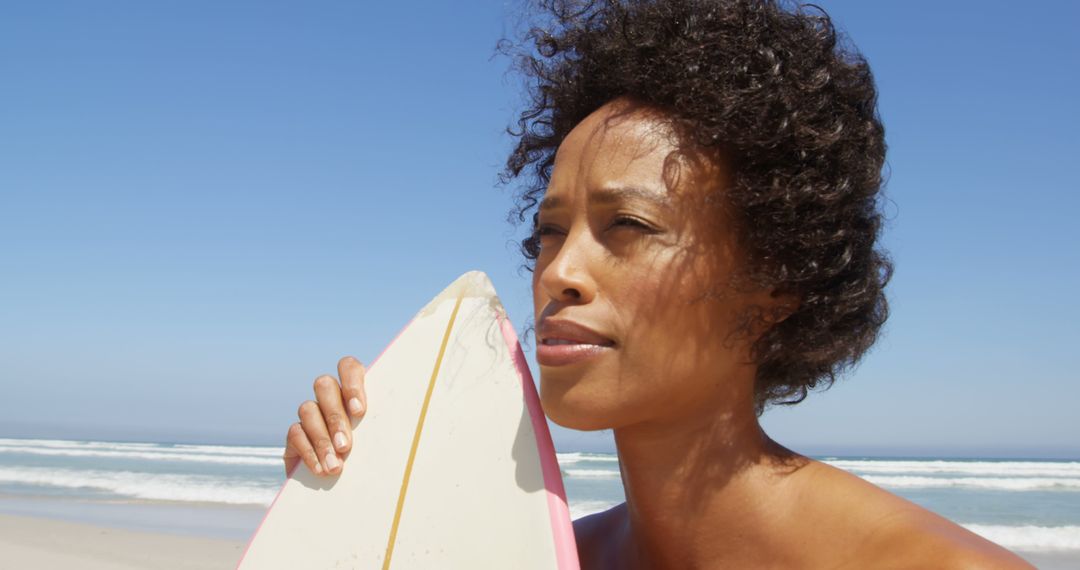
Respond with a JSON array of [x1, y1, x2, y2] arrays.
[[284, 421, 322, 477], [313, 373, 349, 457], [338, 356, 367, 419], [298, 398, 341, 475], [314, 374, 352, 458]]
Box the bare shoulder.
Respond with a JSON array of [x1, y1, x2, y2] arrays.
[[572, 502, 626, 569], [792, 460, 1035, 569], [865, 510, 1037, 569]]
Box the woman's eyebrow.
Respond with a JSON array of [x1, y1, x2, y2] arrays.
[[540, 186, 671, 211], [592, 186, 672, 209]]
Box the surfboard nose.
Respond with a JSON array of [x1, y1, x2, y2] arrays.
[[418, 270, 503, 318]]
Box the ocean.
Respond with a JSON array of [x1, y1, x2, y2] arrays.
[[1, 437, 1077, 563]]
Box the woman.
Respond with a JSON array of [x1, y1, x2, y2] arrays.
[[282, 1, 1033, 567]]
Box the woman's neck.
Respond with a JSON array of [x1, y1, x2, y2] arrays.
[[610, 387, 807, 569]]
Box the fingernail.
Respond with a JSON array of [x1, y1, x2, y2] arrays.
[[313, 461, 323, 475], [334, 432, 347, 450], [325, 452, 340, 471], [348, 397, 363, 416]]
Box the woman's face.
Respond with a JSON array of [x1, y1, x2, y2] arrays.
[[532, 99, 780, 431]]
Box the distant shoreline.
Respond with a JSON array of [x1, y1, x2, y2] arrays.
[[0, 492, 266, 541], [2, 429, 1078, 460]]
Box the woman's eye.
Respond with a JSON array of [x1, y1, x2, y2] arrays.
[[536, 224, 563, 237], [611, 216, 651, 230]]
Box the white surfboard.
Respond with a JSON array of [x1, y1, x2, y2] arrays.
[[236, 271, 579, 569]]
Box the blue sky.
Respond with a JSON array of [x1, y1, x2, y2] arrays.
[[1, 1, 1077, 457]]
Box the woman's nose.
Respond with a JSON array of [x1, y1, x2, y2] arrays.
[[538, 228, 596, 305]]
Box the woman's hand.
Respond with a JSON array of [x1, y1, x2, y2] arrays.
[[283, 356, 368, 477]]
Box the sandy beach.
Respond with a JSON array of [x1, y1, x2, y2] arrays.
[[0, 512, 246, 570], [2, 509, 1076, 569]]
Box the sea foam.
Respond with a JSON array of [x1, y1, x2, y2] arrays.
[[962, 524, 1080, 552], [563, 469, 621, 479], [0, 466, 277, 505], [828, 459, 1080, 478], [862, 475, 1080, 491], [0, 444, 280, 466], [556, 452, 619, 465]]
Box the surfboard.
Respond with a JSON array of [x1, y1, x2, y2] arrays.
[[236, 271, 579, 569]]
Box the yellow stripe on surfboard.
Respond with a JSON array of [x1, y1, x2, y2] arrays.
[[382, 289, 465, 569]]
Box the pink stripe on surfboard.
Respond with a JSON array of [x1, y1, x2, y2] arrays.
[[234, 317, 415, 569], [499, 315, 581, 570]]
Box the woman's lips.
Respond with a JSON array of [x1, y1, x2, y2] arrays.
[[535, 317, 616, 366], [536, 338, 615, 366]]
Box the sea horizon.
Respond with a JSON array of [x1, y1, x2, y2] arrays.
[[3, 421, 1077, 461]]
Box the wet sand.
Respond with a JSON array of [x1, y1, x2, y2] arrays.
[[0, 512, 246, 569]]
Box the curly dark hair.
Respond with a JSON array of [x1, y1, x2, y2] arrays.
[[500, 0, 894, 415]]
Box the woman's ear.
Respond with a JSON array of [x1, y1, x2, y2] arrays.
[[767, 287, 801, 324]]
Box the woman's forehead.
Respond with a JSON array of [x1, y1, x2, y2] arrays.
[[556, 101, 679, 170], [547, 102, 727, 210]]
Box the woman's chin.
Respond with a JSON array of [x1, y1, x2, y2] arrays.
[[538, 381, 621, 431]]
